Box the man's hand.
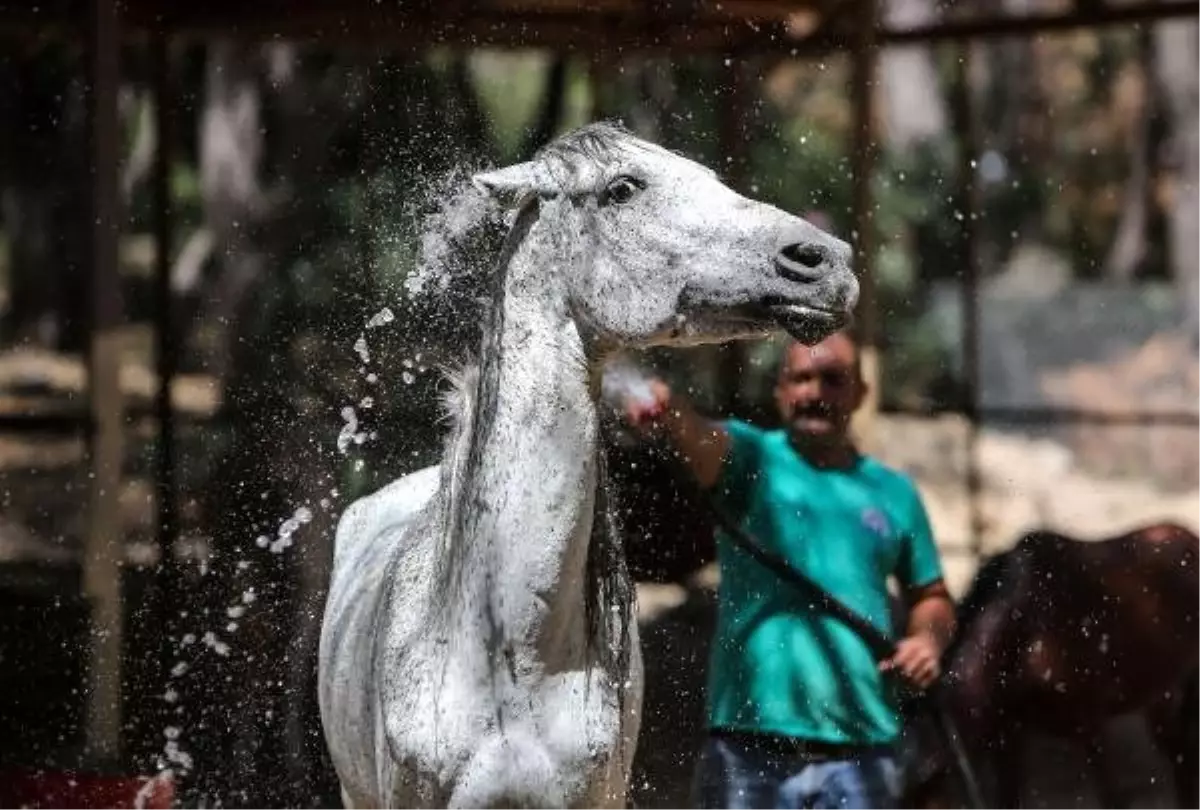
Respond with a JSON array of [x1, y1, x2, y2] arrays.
[[880, 632, 942, 690], [619, 378, 729, 489], [623, 379, 673, 433]]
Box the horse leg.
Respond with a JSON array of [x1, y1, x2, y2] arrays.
[[1085, 729, 1135, 810], [1178, 673, 1199, 809], [1148, 671, 1200, 809], [991, 727, 1023, 809], [1142, 686, 1200, 810]]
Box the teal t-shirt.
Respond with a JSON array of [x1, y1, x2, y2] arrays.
[[705, 418, 944, 746]]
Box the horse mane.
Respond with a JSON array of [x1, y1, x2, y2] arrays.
[[428, 159, 634, 693], [429, 119, 644, 458], [535, 120, 632, 165], [436, 358, 480, 532]]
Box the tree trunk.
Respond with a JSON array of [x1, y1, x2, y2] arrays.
[[1152, 19, 1199, 340], [1103, 28, 1153, 280]]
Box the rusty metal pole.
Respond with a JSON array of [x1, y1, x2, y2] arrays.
[[850, 0, 881, 452], [84, 0, 125, 766]]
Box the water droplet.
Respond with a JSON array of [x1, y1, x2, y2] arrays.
[[353, 334, 370, 364], [366, 307, 395, 329], [338, 406, 368, 454]]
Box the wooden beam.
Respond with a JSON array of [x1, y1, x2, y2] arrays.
[[3, 1, 1195, 53], [880, 1, 1199, 45], [83, 0, 125, 767]]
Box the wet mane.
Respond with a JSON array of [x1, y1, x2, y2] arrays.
[[431, 167, 633, 706], [431, 121, 642, 445], [535, 120, 633, 165]]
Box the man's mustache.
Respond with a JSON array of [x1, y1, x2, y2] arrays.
[[792, 403, 835, 419]]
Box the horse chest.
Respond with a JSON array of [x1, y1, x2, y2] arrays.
[[378, 633, 633, 808]]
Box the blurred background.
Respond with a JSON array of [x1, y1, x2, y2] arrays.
[[0, 0, 1195, 807]]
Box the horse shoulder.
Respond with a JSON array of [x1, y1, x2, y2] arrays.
[[333, 465, 442, 567], [320, 466, 446, 807], [322, 463, 444, 690]]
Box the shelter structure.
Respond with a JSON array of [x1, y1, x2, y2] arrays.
[[0, 0, 1195, 772]]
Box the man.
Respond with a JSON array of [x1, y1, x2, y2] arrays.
[[625, 330, 955, 809]]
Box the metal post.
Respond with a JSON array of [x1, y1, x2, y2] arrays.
[[152, 35, 177, 605], [951, 44, 984, 558], [717, 52, 751, 414], [850, 0, 880, 451], [83, 0, 125, 766], [150, 30, 182, 773]]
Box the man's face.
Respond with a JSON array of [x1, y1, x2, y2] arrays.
[[773, 334, 865, 441]]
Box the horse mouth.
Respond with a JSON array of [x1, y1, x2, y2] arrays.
[[766, 302, 850, 343]]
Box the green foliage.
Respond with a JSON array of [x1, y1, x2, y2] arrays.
[[749, 123, 853, 235]]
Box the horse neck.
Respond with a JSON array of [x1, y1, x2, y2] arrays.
[[440, 213, 605, 666]]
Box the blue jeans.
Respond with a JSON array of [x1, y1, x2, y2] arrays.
[[693, 733, 904, 809]]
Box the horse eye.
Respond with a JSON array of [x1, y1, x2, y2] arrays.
[[602, 176, 643, 206]]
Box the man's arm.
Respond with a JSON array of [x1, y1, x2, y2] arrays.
[[626, 380, 730, 489], [906, 579, 956, 651], [881, 580, 956, 689]]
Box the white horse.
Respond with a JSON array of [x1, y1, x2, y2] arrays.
[[318, 122, 859, 809]]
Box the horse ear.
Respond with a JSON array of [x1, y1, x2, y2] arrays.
[[472, 162, 555, 209]]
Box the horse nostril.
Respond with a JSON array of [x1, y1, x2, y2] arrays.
[[775, 242, 829, 282], [782, 243, 827, 268]]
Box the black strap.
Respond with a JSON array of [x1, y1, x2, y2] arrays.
[[694, 481, 898, 662]]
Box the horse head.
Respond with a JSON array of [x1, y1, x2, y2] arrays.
[[471, 121, 859, 351]]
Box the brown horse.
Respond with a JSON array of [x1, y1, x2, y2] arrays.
[[902, 522, 1199, 808]]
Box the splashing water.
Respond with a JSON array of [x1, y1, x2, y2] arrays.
[[366, 307, 395, 329], [156, 166, 503, 789], [157, 501, 319, 777], [263, 505, 314, 554], [404, 173, 499, 299], [202, 631, 231, 657], [338, 406, 368, 454], [353, 335, 370, 364], [600, 354, 659, 410]]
